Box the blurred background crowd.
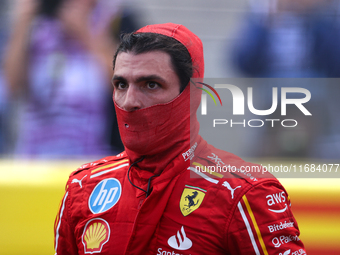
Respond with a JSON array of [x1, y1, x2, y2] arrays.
[[0, 0, 339, 160]]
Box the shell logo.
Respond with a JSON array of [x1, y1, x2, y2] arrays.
[[82, 218, 110, 254]]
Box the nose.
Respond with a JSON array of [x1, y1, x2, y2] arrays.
[[119, 85, 143, 111]]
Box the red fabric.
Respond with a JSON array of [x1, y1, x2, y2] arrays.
[[54, 23, 306, 255], [54, 140, 306, 255]]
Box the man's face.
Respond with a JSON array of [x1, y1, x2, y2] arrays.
[[112, 51, 181, 111]]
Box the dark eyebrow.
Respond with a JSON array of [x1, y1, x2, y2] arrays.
[[111, 75, 167, 84], [111, 75, 126, 84], [135, 75, 167, 84]]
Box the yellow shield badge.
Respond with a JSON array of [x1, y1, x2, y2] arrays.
[[180, 185, 207, 216]]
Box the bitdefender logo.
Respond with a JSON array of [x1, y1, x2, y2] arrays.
[[268, 221, 294, 233]]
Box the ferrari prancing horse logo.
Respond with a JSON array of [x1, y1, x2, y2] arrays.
[[180, 185, 206, 216]]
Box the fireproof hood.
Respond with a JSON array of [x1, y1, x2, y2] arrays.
[[113, 23, 204, 173]]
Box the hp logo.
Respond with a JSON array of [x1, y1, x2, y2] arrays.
[[89, 178, 122, 214]]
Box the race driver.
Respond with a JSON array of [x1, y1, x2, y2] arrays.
[[54, 23, 306, 255]]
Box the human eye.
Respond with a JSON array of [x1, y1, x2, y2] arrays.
[[146, 81, 160, 90], [114, 81, 128, 90]]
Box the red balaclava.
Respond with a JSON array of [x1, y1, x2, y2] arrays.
[[113, 23, 204, 174]]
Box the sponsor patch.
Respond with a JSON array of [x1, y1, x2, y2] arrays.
[[207, 152, 225, 166], [222, 181, 241, 199], [89, 178, 122, 214], [180, 185, 206, 216], [292, 249, 306, 255], [168, 226, 192, 250], [182, 142, 197, 161], [266, 191, 288, 213], [268, 221, 294, 233], [272, 235, 300, 248], [71, 175, 87, 188], [157, 248, 184, 255], [82, 218, 110, 254], [280, 249, 291, 255]]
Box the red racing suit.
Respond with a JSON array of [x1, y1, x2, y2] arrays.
[[54, 138, 306, 255], [54, 23, 306, 255]]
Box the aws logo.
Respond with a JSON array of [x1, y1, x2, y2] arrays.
[[192, 80, 222, 115], [266, 191, 289, 213]]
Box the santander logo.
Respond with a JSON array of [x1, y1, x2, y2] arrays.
[[167, 226, 192, 250]]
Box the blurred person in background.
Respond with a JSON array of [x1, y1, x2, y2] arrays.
[[233, 0, 325, 78], [0, 72, 9, 156], [3, 0, 137, 158], [0, 0, 11, 155], [231, 0, 339, 158], [310, 0, 340, 158]]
